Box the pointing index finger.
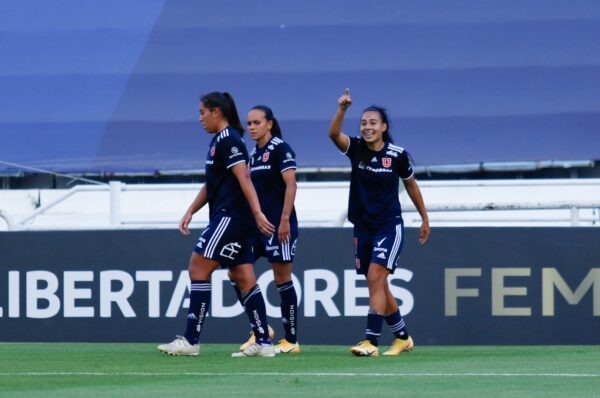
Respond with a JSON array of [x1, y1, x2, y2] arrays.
[[345, 88, 350, 96]]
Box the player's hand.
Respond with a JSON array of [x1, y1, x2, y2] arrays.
[[338, 88, 352, 110], [419, 221, 430, 244], [278, 218, 291, 243], [255, 212, 276, 236], [179, 211, 193, 236]]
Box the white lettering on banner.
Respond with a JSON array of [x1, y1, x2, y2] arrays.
[[211, 270, 240, 318], [26, 271, 60, 319], [100, 271, 136, 318], [344, 271, 368, 316], [9, 271, 19, 317], [165, 271, 190, 317], [136, 271, 173, 318], [2, 268, 414, 319], [63, 271, 94, 317], [303, 269, 341, 317]]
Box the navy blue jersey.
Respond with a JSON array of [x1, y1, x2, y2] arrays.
[[205, 127, 252, 221], [344, 137, 414, 230], [249, 136, 297, 225]]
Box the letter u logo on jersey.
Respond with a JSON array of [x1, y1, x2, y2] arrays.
[[382, 157, 392, 168], [262, 152, 270, 162]]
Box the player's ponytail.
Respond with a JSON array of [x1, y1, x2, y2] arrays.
[[363, 105, 393, 143], [200, 91, 245, 135], [221, 92, 245, 135], [251, 105, 282, 138]]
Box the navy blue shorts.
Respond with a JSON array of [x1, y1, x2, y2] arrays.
[[353, 222, 405, 275], [193, 213, 254, 267], [253, 222, 298, 263]]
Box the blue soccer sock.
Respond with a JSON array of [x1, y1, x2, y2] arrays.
[[385, 309, 409, 339], [242, 284, 271, 345], [277, 281, 298, 344], [183, 280, 211, 345], [230, 279, 244, 304], [365, 309, 384, 346]]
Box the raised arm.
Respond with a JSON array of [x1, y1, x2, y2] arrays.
[[230, 162, 275, 236], [404, 177, 430, 244], [179, 184, 208, 235], [328, 88, 352, 152]]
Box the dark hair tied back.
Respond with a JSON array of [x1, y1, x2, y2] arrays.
[[363, 105, 393, 143], [200, 91, 245, 135], [251, 105, 282, 138]]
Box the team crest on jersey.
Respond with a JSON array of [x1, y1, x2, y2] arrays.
[[231, 147, 239, 155], [210, 146, 215, 157], [262, 152, 270, 162], [382, 157, 392, 168]]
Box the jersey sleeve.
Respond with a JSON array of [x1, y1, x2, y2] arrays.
[[344, 137, 361, 160], [277, 143, 297, 173], [398, 150, 414, 180], [218, 135, 248, 169]]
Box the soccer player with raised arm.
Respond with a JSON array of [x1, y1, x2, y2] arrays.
[[157, 92, 277, 358], [231, 105, 301, 354], [328, 88, 430, 357]]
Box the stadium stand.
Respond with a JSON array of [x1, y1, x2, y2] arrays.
[[1, 0, 600, 176]]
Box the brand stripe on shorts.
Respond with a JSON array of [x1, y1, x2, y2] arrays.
[[205, 217, 230, 258], [387, 224, 403, 269]]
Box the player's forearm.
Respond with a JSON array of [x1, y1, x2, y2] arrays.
[[187, 185, 207, 215], [405, 179, 429, 223], [280, 180, 297, 222], [328, 107, 346, 140], [238, 171, 263, 216]]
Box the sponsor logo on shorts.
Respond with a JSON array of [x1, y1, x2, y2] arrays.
[[291, 240, 297, 256], [220, 242, 241, 260]]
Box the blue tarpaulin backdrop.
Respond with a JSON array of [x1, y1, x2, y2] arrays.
[[1, 1, 599, 173]]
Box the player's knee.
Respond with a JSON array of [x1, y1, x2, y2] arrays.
[[366, 265, 389, 286], [229, 264, 257, 291], [272, 263, 292, 285]]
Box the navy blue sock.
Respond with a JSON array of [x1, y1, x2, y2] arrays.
[[242, 285, 271, 345], [277, 281, 298, 344], [385, 309, 409, 339], [230, 280, 244, 304], [184, 280, 211, 345], [365, 309, 384, 346]]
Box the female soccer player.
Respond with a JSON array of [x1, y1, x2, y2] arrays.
[[328, 88, 430, 357], [158, 92, 277, 358], [232, 105, 301, 354]]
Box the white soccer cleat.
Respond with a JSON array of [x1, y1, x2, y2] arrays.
[[157, 336, 200, 356], [231, 343, 276, 358]]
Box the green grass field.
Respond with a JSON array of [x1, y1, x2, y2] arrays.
[[1, 343, 599, 397]]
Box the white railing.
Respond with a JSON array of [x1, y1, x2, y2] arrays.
[[1, 180, 600, 230]]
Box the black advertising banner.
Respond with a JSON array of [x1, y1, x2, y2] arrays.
[[0, 228, 599, 344]]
